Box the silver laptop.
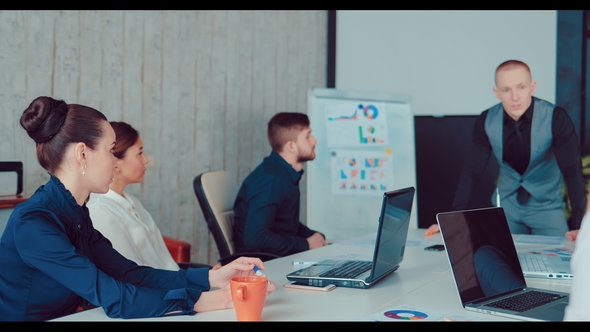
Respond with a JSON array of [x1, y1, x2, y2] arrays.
[[437, 207, 570, 321], [286, 187, 414, 289], [518, 247, 574, 279]]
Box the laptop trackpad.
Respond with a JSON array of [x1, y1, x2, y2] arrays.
[[524, 301, 567, 321]]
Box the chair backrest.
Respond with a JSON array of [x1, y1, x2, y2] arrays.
[[193, 171, 239, 259]]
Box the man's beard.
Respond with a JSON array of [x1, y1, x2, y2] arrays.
[[297, 151, 315, 163]]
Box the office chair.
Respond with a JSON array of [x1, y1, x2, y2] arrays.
[[162, 236, 211, 269], [162, 235, 191, 262], [193, 171, 280, 265]]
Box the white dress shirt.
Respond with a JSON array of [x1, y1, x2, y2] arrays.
[[564, 212, 590, 320], [87, 190, 180, 271]]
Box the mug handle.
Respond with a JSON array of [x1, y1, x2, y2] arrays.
[[236, 285, 247, 301]]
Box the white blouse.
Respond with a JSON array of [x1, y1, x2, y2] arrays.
[[87, 189, 180, 271]]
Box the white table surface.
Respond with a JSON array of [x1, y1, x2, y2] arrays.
[[52, 229, 573, 322]]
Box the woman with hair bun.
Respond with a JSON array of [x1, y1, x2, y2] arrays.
[[0, 96, 275, 321]]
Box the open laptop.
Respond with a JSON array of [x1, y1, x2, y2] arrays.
[[286, 187, 414, 289], [436, 207, 570, 321], [518, 247, 574, 279]]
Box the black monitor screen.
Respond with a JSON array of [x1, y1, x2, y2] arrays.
[[437, 207, 526, 304], [372, 187, 415, 279]]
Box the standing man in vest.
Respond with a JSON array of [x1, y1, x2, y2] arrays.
[[425, 60, 587, 237]]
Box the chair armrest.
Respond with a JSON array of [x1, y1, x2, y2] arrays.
[[163, 235, 191, 263], [219, 252, 282, 266]]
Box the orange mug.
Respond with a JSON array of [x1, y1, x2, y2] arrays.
[[230, 276, 268, 321]]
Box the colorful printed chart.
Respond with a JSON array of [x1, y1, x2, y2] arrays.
[[331, 149, 394, 196], [520, 247, 573, 257], [325, 101, 388, 147], [362, 104, 379, 120], [357, 304, 487, 322], [383, 310, 428, 320]]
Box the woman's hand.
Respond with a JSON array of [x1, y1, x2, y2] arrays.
[[193, 280, 276, 313], [208, 256, 265, 289], [194, 257, 277, 313]]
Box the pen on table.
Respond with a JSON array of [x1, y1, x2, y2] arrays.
[[425, 229, 437, 238], [292, 260, 318, 266]]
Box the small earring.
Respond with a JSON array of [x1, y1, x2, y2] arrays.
[[82, 165, 86, 177]]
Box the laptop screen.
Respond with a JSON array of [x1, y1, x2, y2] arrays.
[[371, 187, 414, 279], [437, 207, 527, 304]]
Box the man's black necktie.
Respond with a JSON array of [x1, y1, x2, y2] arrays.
[[513, 120, 530, 204]]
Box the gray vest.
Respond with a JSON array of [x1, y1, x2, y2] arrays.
[[484, 97, 563, 203]]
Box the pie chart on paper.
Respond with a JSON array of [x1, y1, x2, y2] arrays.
[[383, 309, 428, 320]]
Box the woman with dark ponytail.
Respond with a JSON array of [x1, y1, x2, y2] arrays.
[[0, 96, 274, 321]]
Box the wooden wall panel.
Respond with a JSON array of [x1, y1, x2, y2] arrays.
[[193, 11, 215, 263], [78, 11, 103, 110], [23, 11, 54, 194], [101, 11, 124, 123], [225, 10, 241, 187], [53, 11, 79, 102], [177, 11, 199, 260], [275, 11, 289, 116], [0, 10, 327, 265], [236, 10, 255, 201], [250, 11, 269, 171], [140, 11, 164, 239], [121, 11, 144, 138], [160, 10, 181, 240], [0, 11, 25, 162]]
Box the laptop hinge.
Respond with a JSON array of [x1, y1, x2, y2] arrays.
[[468, 288, 526, 305]]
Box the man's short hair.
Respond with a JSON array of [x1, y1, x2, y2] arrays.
[[495, 60, 532, 85], [267, 112, 310, 152]]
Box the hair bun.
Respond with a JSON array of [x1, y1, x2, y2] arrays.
[[20, 96, 69, 143]]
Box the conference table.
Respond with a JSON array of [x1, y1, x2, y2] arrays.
[[52, 229, 574, 322]]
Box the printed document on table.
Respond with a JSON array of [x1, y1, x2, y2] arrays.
[[357, 304, 489, 322]]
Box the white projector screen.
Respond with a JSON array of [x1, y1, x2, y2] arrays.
[[335, 10, 557, 116]]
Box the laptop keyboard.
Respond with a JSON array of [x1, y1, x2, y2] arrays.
[[518, 253, 550, 272], [486, 290, 566, 312], [319, 261, 372, 279]]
